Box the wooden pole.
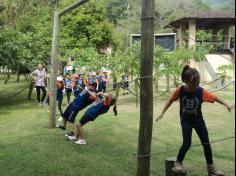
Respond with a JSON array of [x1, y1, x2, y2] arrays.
[[136, 0, 155, 175], [49, 12, 60, 128], [49, 1, 89, 128]]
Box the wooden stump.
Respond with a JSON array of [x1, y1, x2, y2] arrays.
[[27, 82, 35, 100], [172, 167, 187, 176], [165, 157, 176, 176]]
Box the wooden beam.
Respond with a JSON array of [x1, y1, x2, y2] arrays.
[[49, 1, 89, 128], [59, 0, 89, 17]]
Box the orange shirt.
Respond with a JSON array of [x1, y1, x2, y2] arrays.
[[170, 87, 217, 103]]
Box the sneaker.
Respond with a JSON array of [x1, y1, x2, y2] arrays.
[[172, 161, 185, 173], [56, 125, 66, 130], [75, 139, 86, 145], [65, 131, 74, 137], [38, 103, 42, 106], [207, 164, 225, 176], [68, 135, 76, 140]]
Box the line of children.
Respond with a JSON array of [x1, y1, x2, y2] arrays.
[[56, 82, 97, 134], [67, 92, 117, 144], [156, 65, 233, 176], [46, 70, 108, 125]]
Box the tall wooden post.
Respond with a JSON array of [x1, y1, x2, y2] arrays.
[[49, 0, 89, 128], [137, 0, 154, 175], [49, 12, 60, 128]]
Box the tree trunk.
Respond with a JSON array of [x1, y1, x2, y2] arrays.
[[16, 65, 20, 82], [137, 0, 155, 175], [166, 75, 170, 92], [27, 82, 35, 100], [113, 75, 117, 90], [4, 67, 10, 84]]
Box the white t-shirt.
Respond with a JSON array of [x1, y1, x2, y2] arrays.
[[31, 69, 46, 86]]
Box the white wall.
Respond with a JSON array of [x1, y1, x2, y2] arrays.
[[195, 54, 234, 82]]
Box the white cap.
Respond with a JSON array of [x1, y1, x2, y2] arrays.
[[57, 76, 63, 81]]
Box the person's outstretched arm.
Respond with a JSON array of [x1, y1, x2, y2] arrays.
[[215, 97, 233, 112], [156, 88, 180, 122], [156, 98, 174, 121], [202, 89, 233, 112]]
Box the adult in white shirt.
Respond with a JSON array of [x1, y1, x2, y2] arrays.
[[30, 64, 47, 105]]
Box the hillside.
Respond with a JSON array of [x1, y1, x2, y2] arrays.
[[202, 0, 235, 9]]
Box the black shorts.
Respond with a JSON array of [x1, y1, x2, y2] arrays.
[[123, 82, 129, 89], [65, 88, 72, 94], [79, 114, 94, 126], [62, 104, 79, 123]]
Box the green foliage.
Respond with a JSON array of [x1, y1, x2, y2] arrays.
[[106, 0, 129, 27], [153, 44, 209, 83], [60, 0, 116, 57], [216, 64, 234, 79], [0, 0, 54, 71]]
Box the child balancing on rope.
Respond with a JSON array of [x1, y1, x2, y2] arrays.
[[156, 65, 233, 176]]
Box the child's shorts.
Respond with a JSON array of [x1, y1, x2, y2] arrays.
[[79, 114, 95, 126], [62, 104, 79, 123]]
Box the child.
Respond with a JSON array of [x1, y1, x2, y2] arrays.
[[71, 74, 80, 97], [122, 73, 129, 95], [56, 82, 97, 135], [78, 73, 86, 92], [57, 76, 64, 121], [67, 92, 117, 145], [102, 70, 108, 92], [156, 65, 233, 176], [64, 73, 72, 106], [46, 77, 64, 120]]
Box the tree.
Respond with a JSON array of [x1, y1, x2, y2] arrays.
[[60, 0, 116, 58]]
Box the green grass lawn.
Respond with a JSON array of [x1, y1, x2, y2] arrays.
[[0, 76, 235, 176]]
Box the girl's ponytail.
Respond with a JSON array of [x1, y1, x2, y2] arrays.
[[181, 65, 191, 82], [110, 95, 118, 116], [113, 105, 117, 116]]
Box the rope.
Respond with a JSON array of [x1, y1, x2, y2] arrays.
[[200, 76, 222, 86], [0, 84, 29, 101], [209, 80, 235, 92], [135, 136, 235, 159]]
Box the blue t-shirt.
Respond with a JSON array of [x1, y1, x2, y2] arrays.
[[72, 90, 94, 110], [78, 78, 85, 89], [85, 101, 110, 120], [64, 79, 71, 89], [122, 75, 129, 82], [88, 77, 95, 84]]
